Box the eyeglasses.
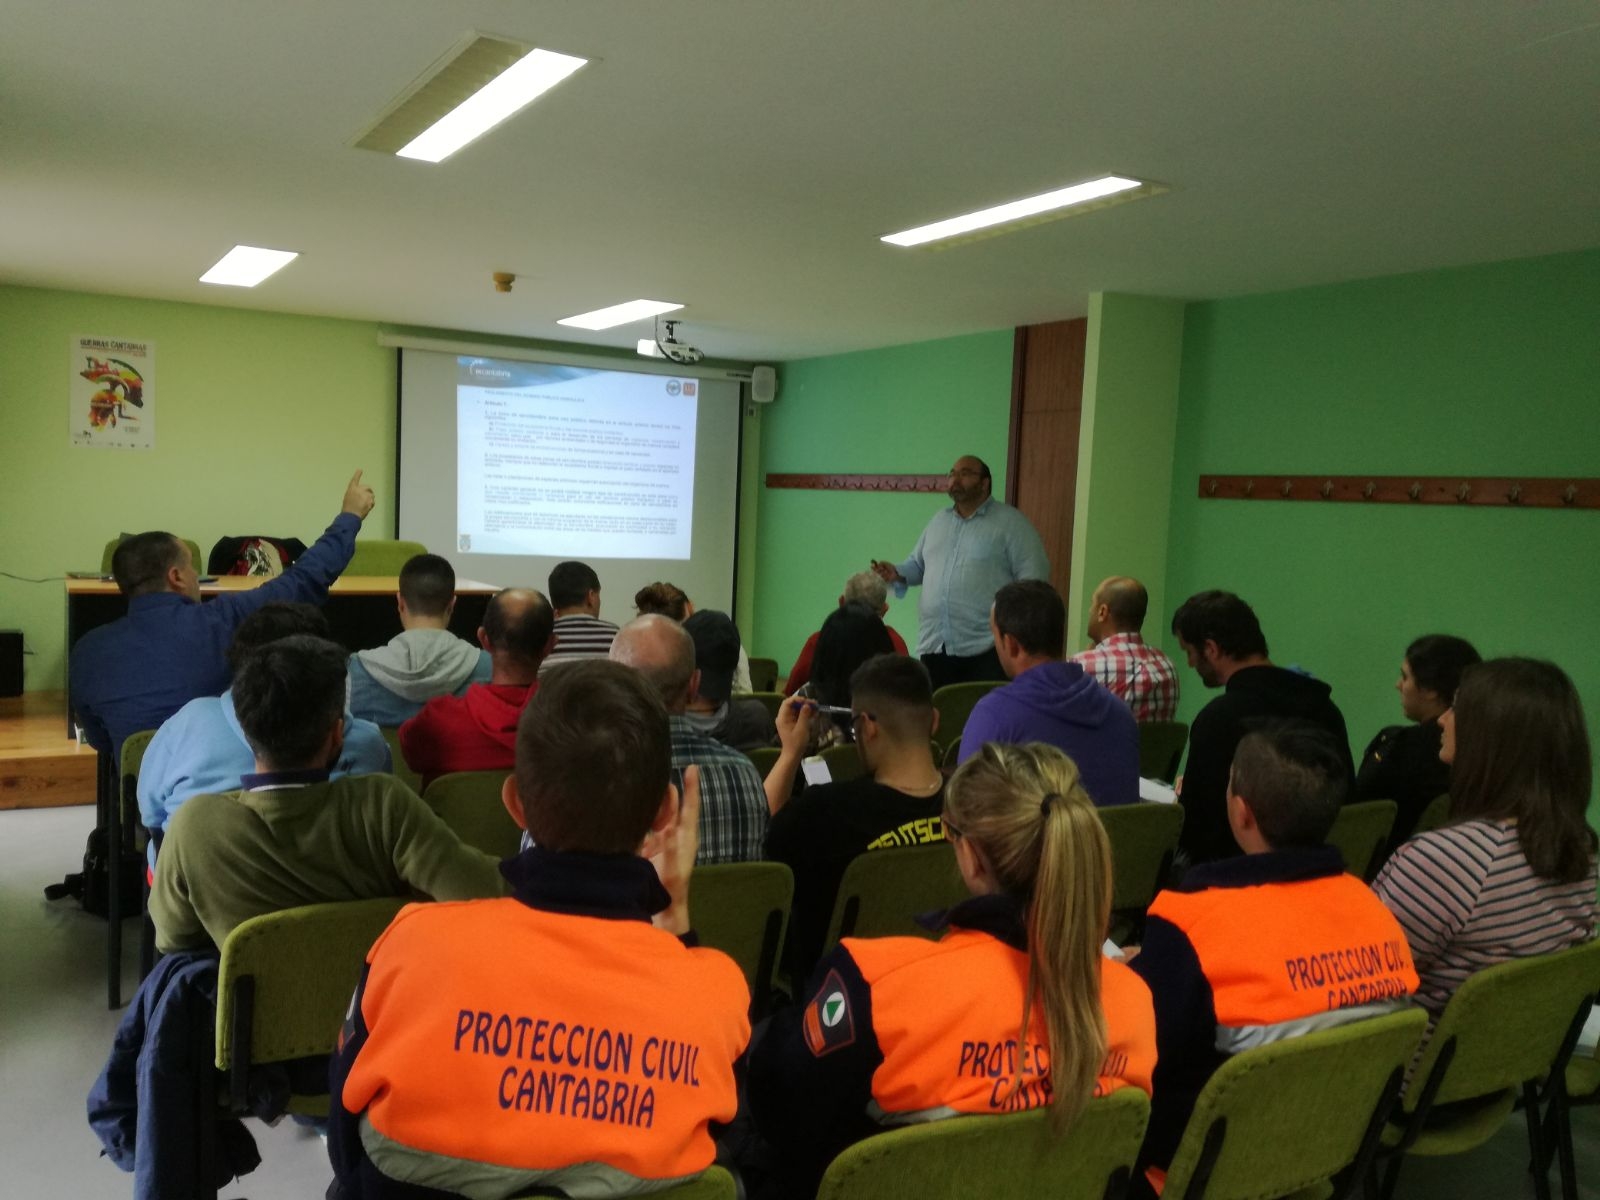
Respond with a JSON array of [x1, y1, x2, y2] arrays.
[[942, 815, 963, 842], [850, 710, 876, 725]]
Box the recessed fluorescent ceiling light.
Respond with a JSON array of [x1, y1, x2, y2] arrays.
[[397, 48, 587, 163], [559, 299, 683, 331], [199, 245, 299, 287], [882, 175, 1153, 247]]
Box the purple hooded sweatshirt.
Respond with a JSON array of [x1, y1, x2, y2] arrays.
[[956, 660, 1140, 806]]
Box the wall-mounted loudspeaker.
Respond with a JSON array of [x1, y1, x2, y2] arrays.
[[750, 365, 777, 405]]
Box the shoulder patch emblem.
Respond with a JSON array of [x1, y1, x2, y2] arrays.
[[802, 970, 857, 1057]]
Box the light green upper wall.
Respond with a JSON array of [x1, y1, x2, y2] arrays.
[[753, 330, 1014, 673], [1070, 293, 1185, 645], [0, 285, 396, 692], [1164, 248, 1600, 780]]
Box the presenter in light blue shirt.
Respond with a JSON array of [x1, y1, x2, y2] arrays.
[[872, 454, 1050, 690]]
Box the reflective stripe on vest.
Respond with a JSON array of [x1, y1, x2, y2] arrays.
[[341, 899, 749, 1187], [1149, 873, 1419, 1048], [845, 929, 1156, 1123]]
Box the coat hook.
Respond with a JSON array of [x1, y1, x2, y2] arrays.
[[1506, 484, 1522, 505], [1321, 480, 1334, 499], [1563, 485, 1578, 506], [1281, 480, 1293, 497], [1243, 480, 1255, 497], [1408, 483, 1423, 501], [1207, 479, 1218, 496], [1456, 482, 1472, 502], [1363, 482, 1376, 499]]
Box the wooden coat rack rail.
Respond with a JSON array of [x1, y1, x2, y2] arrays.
[[1198, 475, 1600, 510], [765, 473, 948, 493]]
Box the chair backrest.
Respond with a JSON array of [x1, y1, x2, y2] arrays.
[[816, 1087, 1151, 1200], [345, 539, 428, 576], [820, 743, 864, 784], [689, 862, 792, 1014], [1097, 802, 1185, 914], [422, 771, 521, 859], [1162, 1007, 1427, 1200], [931, 682, 1004, 756], [1137, 720, 1189, 783], [1411, 791, 1452, 837], [744, 746, 781, 779], [102, 536, 203, 576], [378, 726, 422, 795], [517, 1165, 737, 1200], [1403, 937, 1600, 1113], [118, 728, 160, 839], [217, 898, 407, 1074], [737, 690, 786, 721], [1325, 799, 1398, 881], [748, 657, 780, 694], [824, 843, 970, 948]]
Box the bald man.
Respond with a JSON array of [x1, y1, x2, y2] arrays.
[[398, 588, 554, 788], [1070, 576, 1179, 722], [872, 454, 1049, 690], [611, 615, 767, 864]]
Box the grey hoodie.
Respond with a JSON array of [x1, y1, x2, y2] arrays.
[[348, 629, 489, 725]]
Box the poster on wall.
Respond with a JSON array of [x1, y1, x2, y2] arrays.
[[70, 335, 155, 449]]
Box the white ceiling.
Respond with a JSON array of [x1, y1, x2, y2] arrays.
[[3, 1, 1597, 361]]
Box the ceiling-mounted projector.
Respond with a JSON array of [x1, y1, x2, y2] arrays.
[[638, 318, 704, 365]]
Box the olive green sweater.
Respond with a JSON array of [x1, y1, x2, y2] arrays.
[[151, 772, 506, 953]]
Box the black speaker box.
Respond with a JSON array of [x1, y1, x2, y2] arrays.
[[0, 631, 23, 697]]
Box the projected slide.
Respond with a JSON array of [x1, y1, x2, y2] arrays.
[[456, 357, 699, 559]]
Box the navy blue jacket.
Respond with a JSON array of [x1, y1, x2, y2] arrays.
[[70, 513, 360, 756]]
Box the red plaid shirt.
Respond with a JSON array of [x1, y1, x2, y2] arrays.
[[1071, 632, 1179, 722]]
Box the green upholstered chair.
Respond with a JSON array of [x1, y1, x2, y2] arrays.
[[1410, 791, 1452, 838], [689, 862, 792, 1017], [747, 656, 780, 693], [1325, 799, 1398, 881], [1097, 801, 1185, 943], [820, 742, 864, 784], [931, 682, 1003, 759], [1138, 720, 1190, 783], [379, 726, 422, 795], [737, 690, 786, 721], [744, 746, 781, 779], [422, 771, 521, 859], [109, 729, 159, 1008], [815, 1086, 1150, 1200], [345, 539, 427, 576], [1369, 938, 1600, 1200], [101, 536, 203, 576], [822, 842, 969, 951], [1162, 1007, 1427, 1200]]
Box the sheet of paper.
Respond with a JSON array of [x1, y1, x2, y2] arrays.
[[801, 756, 833, 787]]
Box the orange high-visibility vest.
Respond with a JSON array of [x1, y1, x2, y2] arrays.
[[341, 898, 749, 1184], [844, 929, 1156, 1121]]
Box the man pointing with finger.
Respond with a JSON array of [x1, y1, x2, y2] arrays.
[[871, 454, 1049, 690], [71, 469, 377, 759]]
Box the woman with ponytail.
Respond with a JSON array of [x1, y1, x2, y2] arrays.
[[747, 742, 1155, 1195]]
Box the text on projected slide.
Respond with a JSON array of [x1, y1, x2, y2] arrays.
[[456, 357, 699, 560]]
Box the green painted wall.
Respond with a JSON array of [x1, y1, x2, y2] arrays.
[[753, 330, 1015, 674], [0, 285, 396, 692], [1164, 248, 1600, 786], [1070, 293, 1186, 646]]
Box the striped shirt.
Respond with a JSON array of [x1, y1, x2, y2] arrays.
[[1373, 818, 1598, 1017], [538, 614, 620, 676], [1071, 631, 1180, 722]]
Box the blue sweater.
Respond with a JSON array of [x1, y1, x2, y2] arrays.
[[69, 513, 360, 757]]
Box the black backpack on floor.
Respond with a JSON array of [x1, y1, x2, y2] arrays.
[[44, 828, 144, 918]]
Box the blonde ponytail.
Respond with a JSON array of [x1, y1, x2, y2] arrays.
[[944, 743, 1111, 1132]]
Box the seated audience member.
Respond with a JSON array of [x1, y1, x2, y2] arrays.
[[636, 580, 753, 691], [398, 588, 553, 789], [538, 560, 619, 675], [330, 661, 749, 1199], [1374, 658, 1599, 1023], [149, 635, 504, 954], [765, 656, 946, 983], [749, 742, 1155, 1198], [958, 580, 1139, 807], [1171, 590, 1353, 864], [798, 602, 896, 750], [610, 615, 768, 864], [1356, 633, 1481, 855], [346, 553, 490, 726], [69, 469, 374, 758], [682, 610, 775, 751], [784, 571, 909, 695], [137, 603, 391, 869], [1130, 724, 1418, 1188], [1070, 576, 1180, 722]]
